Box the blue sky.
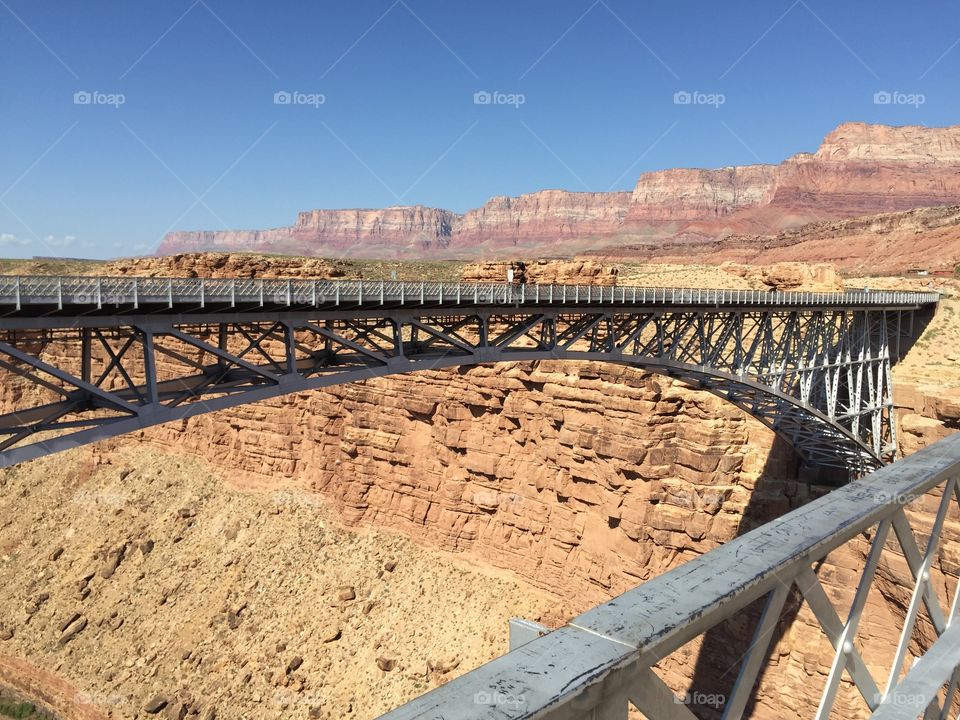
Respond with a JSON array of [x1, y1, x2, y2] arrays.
[[1, 0, 959, 258]]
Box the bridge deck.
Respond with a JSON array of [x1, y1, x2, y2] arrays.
[[0, 276, 939, 327]]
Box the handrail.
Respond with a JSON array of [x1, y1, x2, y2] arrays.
[[380, 433, 960, 719], [0, 275, 941, 312]]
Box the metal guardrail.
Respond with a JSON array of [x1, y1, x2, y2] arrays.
[[0, 275, 941, 311], [380, 433, 960, 720]]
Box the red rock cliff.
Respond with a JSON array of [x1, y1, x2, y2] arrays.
[[157, 123, 960, 260]]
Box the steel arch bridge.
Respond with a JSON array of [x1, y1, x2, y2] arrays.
[[0, 276, 939, 473]]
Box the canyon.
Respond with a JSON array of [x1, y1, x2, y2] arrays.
[[0, 255, 957, 720], [158, 123, 960, 266]]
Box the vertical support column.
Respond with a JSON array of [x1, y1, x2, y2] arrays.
[[479, 313, 489, 349], [140, 328, 159, 406], [392, 319, 404, 359], [283, 322, 297, 377], [218, 324, 228, 374], [81, 328, 92, 384]]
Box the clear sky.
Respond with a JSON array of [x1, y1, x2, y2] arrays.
[[2, 0, 959, 258]]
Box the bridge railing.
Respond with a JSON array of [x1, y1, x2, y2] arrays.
[[0, 275, 941, 310], [380, 433, 960, 720]]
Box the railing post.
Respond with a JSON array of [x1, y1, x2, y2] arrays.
[[97, 277, 102, 309], [57, 277, 62, 311], [200, 278, 205, 308], [380, 280, 385, 305], [420, 281, 425, 304], [14, 276, 20, 311], [133, 278, 138, 309], [335, 280, 340, 306], [231, 279, 236, 307], [311, 280, 316, 306], [259, 279, 264, 307], [168, 278, 173, 309], [286, 279, 292, 306]]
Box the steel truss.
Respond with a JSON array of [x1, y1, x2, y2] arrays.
[[0, 284, 932, 471], [381, 433, 960, 720]]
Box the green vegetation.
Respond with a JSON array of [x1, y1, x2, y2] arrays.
[[0, 697, 46, 719]]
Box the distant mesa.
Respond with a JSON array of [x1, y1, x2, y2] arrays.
[[157, 122, 960, 265]]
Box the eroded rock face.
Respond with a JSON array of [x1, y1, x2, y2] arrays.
[[159, 206, 458, 258], [460, 259, 619, 285], [721, 261, 843, 292], [629, 165, 779, 221], [454, 191, 634, 249], [156, 123, 960, 260], [103, 253, 349, 279]]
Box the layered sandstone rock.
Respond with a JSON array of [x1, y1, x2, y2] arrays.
[[103, 252, 350, 279], [461, 259, 619, 285], [454, 190, 633, 249], [629, 165, 778, 221], [159, 206, 457, 258], [721, 261, 843, 292], [157, 123, 960, 261]]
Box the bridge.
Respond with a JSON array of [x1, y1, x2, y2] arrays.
[[0, 276, 938, 472]]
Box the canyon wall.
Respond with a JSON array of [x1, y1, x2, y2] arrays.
[[157, 122, 960, 262], [163, 206, 458, 258], [594, 204, 960, 273]]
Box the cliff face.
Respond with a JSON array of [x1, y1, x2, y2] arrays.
[[597, 204, 960, 272], [159, 206, 458, 258], [629, 165, 779, 221], [454, 190, 633, 249], [292, 206, 458, 254], [157, 123, 960, 260]]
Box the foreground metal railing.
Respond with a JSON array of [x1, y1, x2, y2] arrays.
[[381, 433, 960, 720], [0, 275, 941, 312]]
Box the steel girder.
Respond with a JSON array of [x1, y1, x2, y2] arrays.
[[0, 305, 917, 472]]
